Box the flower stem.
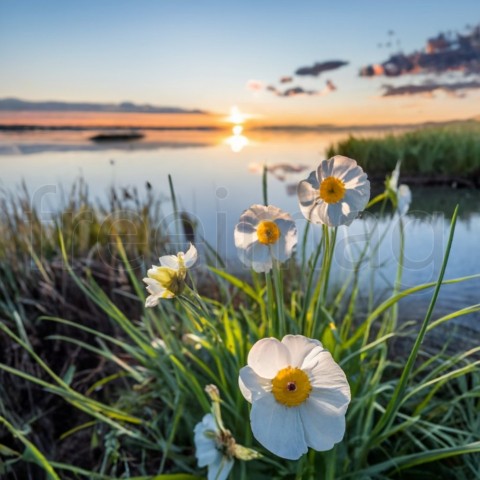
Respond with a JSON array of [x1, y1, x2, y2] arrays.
[[272, 259, 286, 337]]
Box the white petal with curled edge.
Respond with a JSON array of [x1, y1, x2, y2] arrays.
[[239, 365, 271, 403], [299, 394, 347, 451], [250, 394, 307, 460], [183, 243, 198, 268], [281, 335, 323, 368], [247, 338, 290, 379]]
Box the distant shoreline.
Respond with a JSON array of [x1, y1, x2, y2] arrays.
[[0, 117, 477, 133]]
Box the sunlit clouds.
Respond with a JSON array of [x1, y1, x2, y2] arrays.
[[361, 24, 480, 99]]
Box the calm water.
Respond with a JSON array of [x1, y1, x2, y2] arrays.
[[1, 128, 479, 329]]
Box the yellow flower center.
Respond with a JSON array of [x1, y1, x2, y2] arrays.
[[319, 176, 346, 204], [271, 366, 312, 407], [257, 220, 281, 245]]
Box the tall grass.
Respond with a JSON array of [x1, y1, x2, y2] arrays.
[[1, 174, 479, 479], [326, 122, 480, 183]]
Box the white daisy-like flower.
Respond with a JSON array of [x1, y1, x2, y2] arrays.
[[239, 335, 351, 460], [297, 155, 370, 226], [234, 204, 297, 273], [388, 160, 412, 216], [143, 243, 197, 306], [194, 413, 234, 480]]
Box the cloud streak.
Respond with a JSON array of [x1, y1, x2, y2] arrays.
[[295, 60, 349, 76], [0, 98, 208, 114], [382, 80, 480, 97], [267, 80, 337, 97]]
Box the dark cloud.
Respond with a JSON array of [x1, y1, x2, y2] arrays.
[[280, 76, 293, 83], [361, 25, 480, 77], [382, 80, 480, 97], [266, 80, 337, 98], [278, 87, 319, 97], [295, 60, 349, 76]]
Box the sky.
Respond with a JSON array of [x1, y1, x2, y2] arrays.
[[1, 0, 480, 126]]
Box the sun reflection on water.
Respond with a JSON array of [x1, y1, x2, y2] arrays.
[[225, 106, 249, 152]]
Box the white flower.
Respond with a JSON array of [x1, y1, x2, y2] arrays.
[[297, 155, 370, 226], [388, 160, 412, 216], [239, 335, 351, 460], [194, 413, 234, 480], [234, 204, 297, 273], [143, 243, 197, 306]]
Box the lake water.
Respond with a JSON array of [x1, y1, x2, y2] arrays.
[[1, 128, 479, 331]]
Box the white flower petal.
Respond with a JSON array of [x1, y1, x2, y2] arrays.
[[207, 457, 234, 480], [281, 335, 323, 368], [389, 160, 401, 190], [297, 175, 318, 208], [250, 394, 307, 460], [343, 186, 370, 213], [234, 221, 258, 251], [303, 350, 351, 396], [301, 200, 327, 225], [183, 243, 198, 268], [196, 441, 220, 468], [145, 294, 160, 308], [324, 203, 345, 227], [143, 278, 169, 307], [249, 242, 272, 273], [247, 338, 290, 378], [159, 254, 180, 270], [194, 414, 219, 467], [300, 395, 347, 451], [239, 366, 271, 403], [271, 218, 297, 262], [242, 204, 269, 223], [398, 184, 411, 216], [309, 386, 351, 412]]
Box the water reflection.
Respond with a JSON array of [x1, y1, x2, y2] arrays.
[[225, 125, 249, 152]]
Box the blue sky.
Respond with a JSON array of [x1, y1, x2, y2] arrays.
[[1, 0, 479, 125]]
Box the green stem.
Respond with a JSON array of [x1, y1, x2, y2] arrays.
[[271, 258, 286, 337], [265, 271, 275, 336]]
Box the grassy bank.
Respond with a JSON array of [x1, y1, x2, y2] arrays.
[[1, 168, 479, 479], [327, 122, 480, 186]]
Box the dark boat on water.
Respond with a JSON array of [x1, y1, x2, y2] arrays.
[[90, 131, 144, 142]]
